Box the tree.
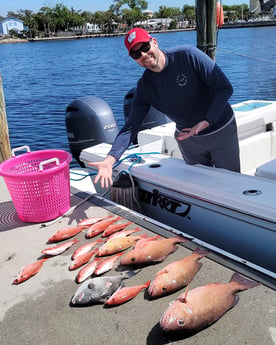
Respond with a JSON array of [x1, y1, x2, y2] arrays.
[[156, 6, 181, 18]]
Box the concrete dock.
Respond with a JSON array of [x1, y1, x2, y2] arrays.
[[0, 176, 275, 345]]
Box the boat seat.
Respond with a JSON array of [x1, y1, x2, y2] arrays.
[[271, 132, 276, 159], [237, 117, 266, 140], [255, 159, 276, 180], [240, 131, 272, 174]]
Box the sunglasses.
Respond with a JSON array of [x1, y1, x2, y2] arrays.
[[130, 40, 152, 60]]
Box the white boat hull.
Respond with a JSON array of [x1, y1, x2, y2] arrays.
[[78, 100, 276, 280]]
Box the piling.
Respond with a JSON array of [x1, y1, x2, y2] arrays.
[[196, 0, 217, 60]]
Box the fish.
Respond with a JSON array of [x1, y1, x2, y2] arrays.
[[160, 273, 260, 332], [148, 247, 208, 298], [41, 239, 79, 256], [105, 280, 151, 306], [71, 239, 103, 260], [108, 227, 141, 240], [94, 253, 124, 276], [86, 216, 123, 238], [48, 225, 87, 243], [134, 235, 162, 250], [13, 258, 49, 284], [77, 215, 113, 227], [102, 221, 133, 237], [71, 270, 138, 305], [76, 257, 102, 283], [69, 248, 99, 271], [120, 236, 187, 266], [97, 235, 146, 257]]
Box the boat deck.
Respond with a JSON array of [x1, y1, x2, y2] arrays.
[[0, 176, 275, 345]]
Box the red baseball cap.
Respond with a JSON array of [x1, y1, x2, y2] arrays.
[[125, 28, 152, 54]]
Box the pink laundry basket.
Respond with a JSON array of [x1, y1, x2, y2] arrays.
[[0, 146, 72, 223]]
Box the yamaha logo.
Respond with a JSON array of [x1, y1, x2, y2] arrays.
[[104, 123, 117, 130]]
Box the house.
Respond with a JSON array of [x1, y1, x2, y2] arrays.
[[83, 23, 101, 33], [0, 17, 24, 36], [135, 18, 173, 29], [143, 9, 154, 18]]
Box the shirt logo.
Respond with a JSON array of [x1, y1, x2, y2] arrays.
[[176, 73, 188, 87], [128, 32, 136, 43]]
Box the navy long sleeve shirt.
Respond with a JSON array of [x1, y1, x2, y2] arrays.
[[108, 45, 233, 160]]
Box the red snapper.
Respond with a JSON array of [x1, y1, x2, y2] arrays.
[[160, 273, 260, 332]]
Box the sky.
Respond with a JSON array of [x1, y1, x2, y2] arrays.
[[0, 0, 248, 17]]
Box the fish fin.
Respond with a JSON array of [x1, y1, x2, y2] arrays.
[[177, 284, 189, 303], [156, 269, 169, 276], [144, 280, 151, 288], [193, 247, 209, 257], [153, 256, 169, 263], [230, 273, 260, 291], [233, 294, 240, 306]]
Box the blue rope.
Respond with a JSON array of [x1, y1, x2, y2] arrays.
[[70, 171, 97, 181], [69, 152, 161, 181], [113, 152, 161, 171]]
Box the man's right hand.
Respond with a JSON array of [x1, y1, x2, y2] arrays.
[[88, 155, 117, 188]]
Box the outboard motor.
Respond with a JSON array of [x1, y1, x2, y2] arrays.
[[65, 96, 119, 166], [124, 87, 171, 143]]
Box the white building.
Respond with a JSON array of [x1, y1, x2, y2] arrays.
[[0, 17, 24, 36], [83, 23, 101, 33], [135, 18, 173, 29]]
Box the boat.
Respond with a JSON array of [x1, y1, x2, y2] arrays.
[[66, 99, 276, 288], [65, 1, 276, 288]]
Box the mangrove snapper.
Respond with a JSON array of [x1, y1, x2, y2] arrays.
[[105, 280, 151, 306], [13, 258, 49, 284], [41, 239, 79, 256], [108, 227, 141, 239], [76, 258, 102, 283], [94, 252, 124, 275], [69, 248, 98, 270], [86, 216, 123, 238], [48, 226, 86, 243], [77, 215, 112, 227], [102, 221, 132, 237], [71, 239, 103, 260]]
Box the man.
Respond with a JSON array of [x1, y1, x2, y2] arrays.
[[89, 28, 240, 188]]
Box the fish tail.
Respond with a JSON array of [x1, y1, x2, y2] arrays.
[[173, 235, 189, 243], [230, 273, 260, 291], [122, 269, 141, 279], [144, 280, 151, 288], [193, 247, 209, 258]]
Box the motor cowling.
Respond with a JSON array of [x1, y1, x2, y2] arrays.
[[124, 87, 171, 143], [65, 96, 119, 166]]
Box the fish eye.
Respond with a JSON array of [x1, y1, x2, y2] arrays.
[[162, 286, 167, 291], [177, 319, 185, 327], [131, 257, 136, 262]]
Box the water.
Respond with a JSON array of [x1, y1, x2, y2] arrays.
[[0, 27, 275, 162]]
